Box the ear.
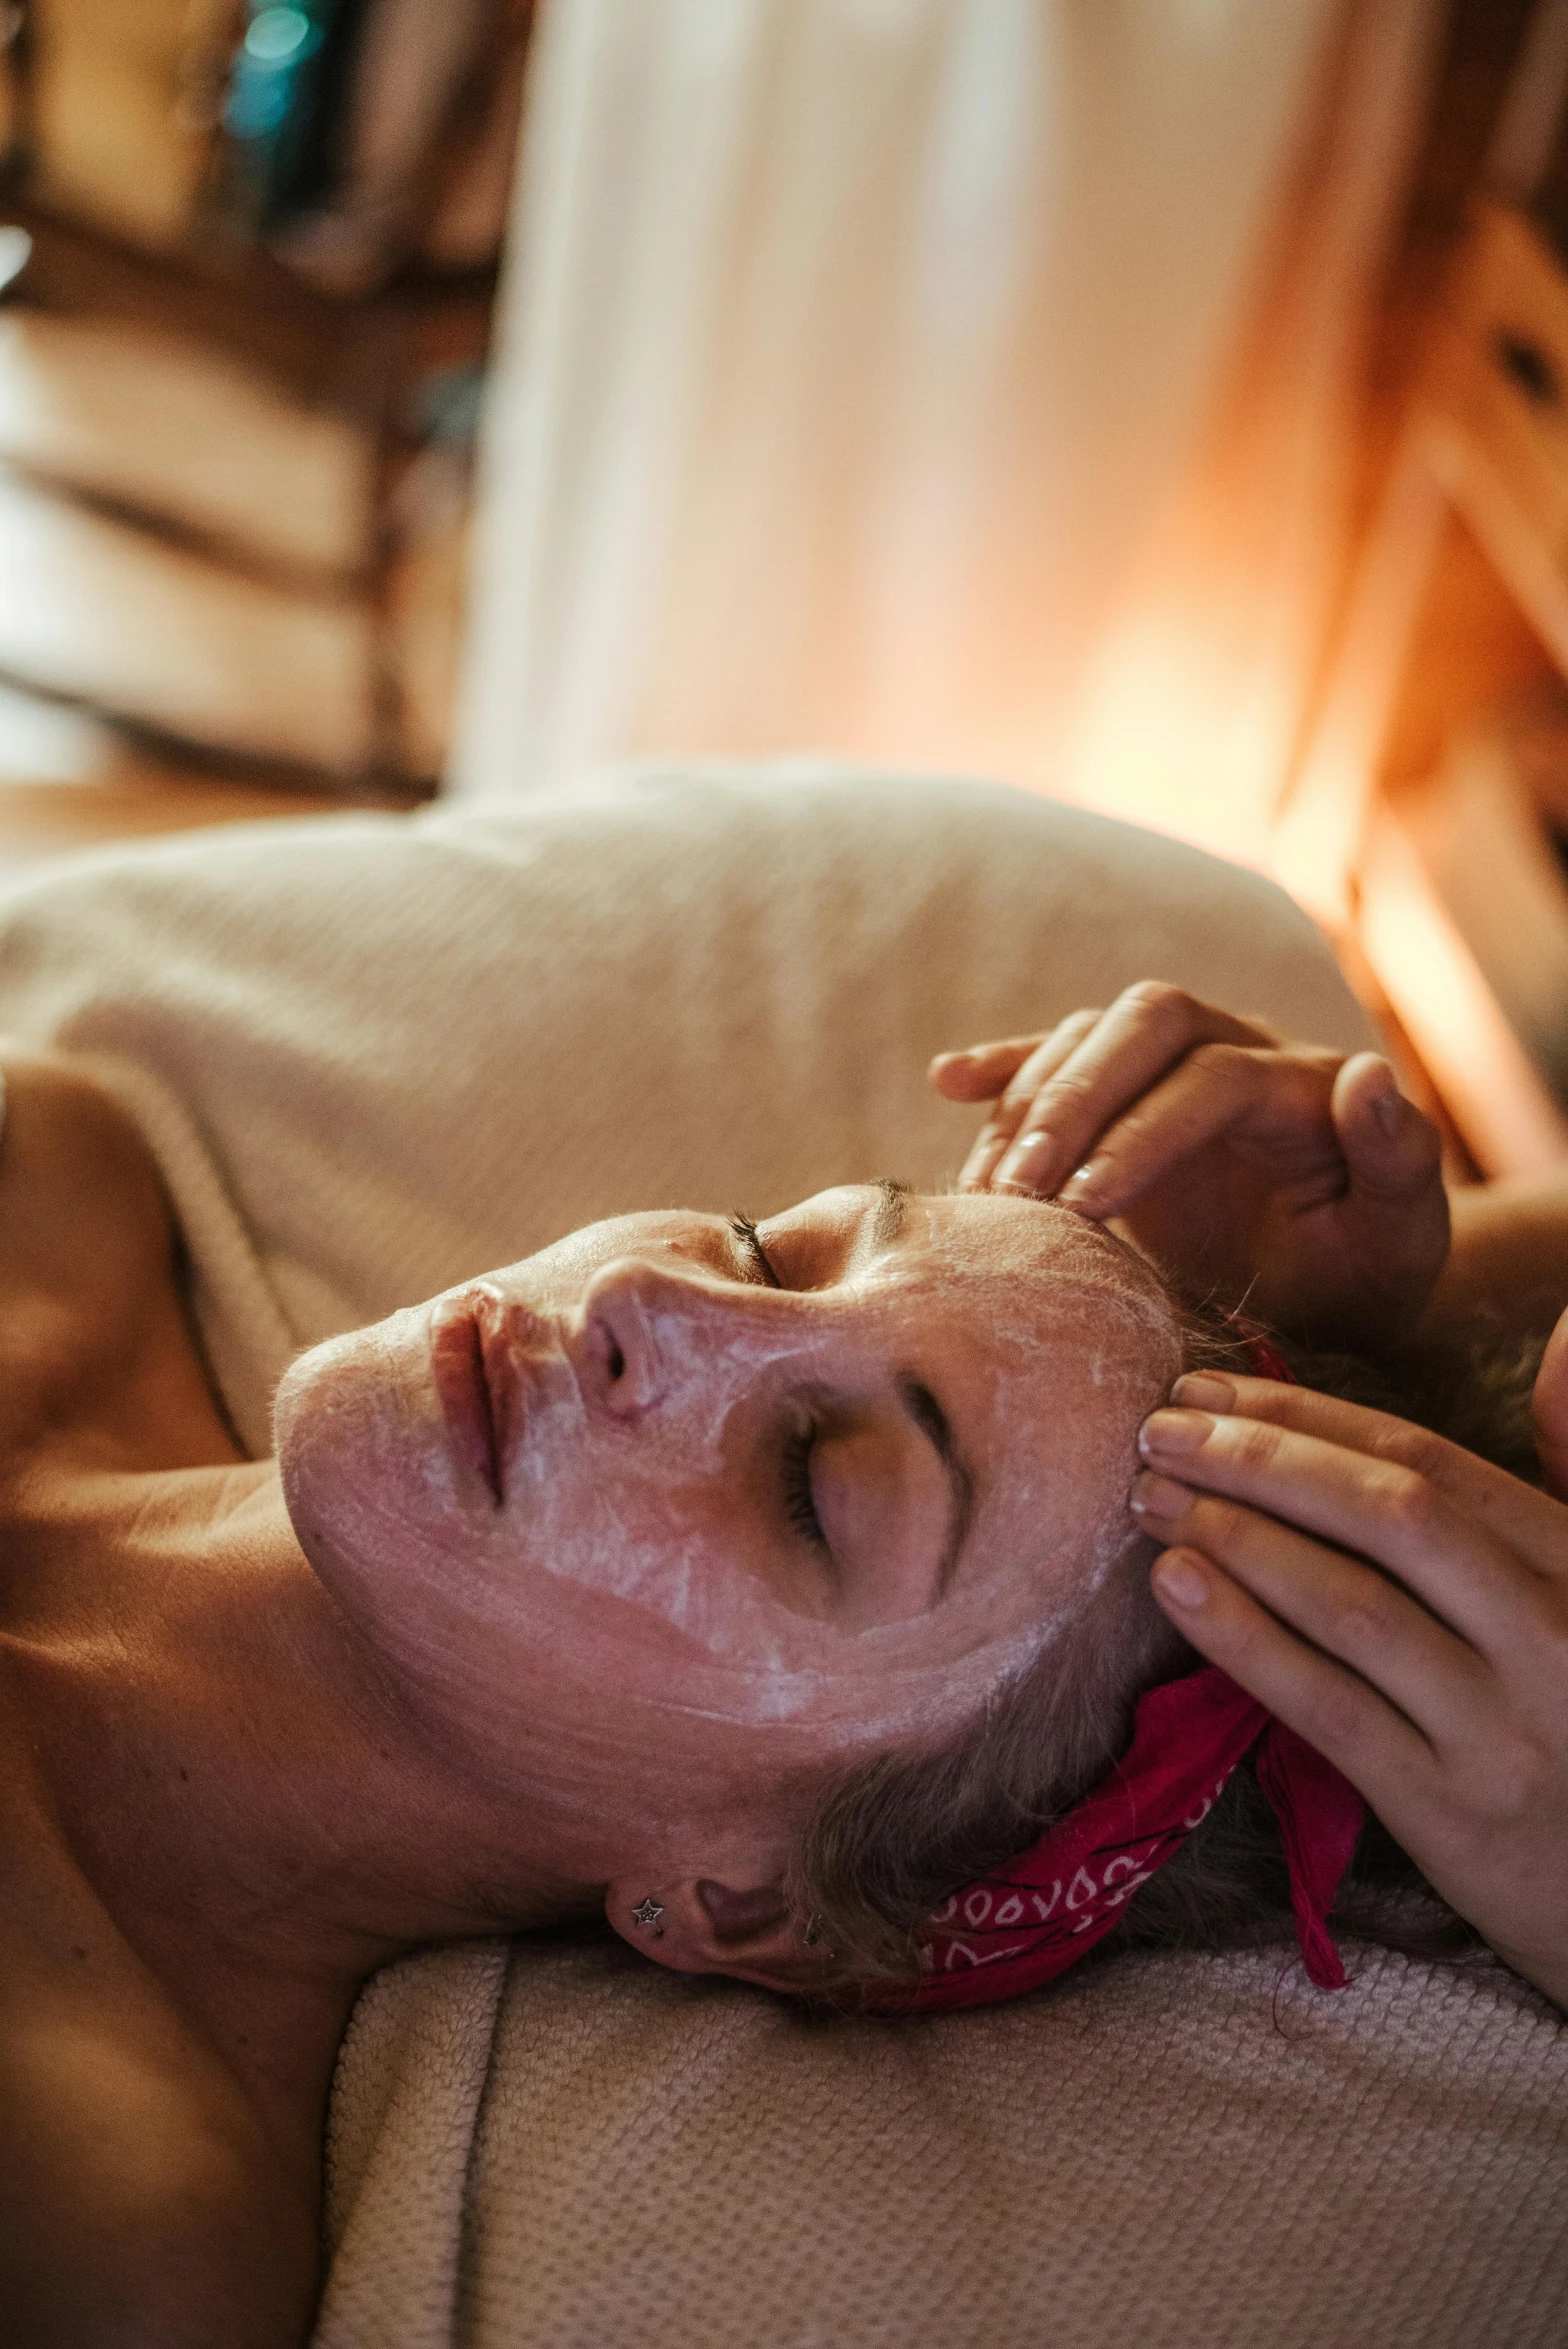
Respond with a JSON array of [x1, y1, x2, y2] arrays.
[[605, 1872, 830, 1993]]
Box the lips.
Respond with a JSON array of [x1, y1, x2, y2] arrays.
[[429, 1287, 508, 1504]]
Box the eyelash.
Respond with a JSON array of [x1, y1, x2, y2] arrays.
[[728, 1214, 826, 1549], [781, 1422, 826, 1550], [728, 1212, 780, 1288]]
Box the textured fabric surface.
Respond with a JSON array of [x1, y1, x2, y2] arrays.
[[1, 759, 1539, 2349], [320, 1944, 508, 2349], [320, 1935, 1567, 2349]]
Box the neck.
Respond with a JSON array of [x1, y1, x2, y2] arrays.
[[22, 1461, 598, 1996]]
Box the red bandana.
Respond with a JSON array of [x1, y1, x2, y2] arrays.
[[867, 1335, 1366, 2013]]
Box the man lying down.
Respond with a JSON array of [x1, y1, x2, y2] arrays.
[[3, 980, 1565, 2346]]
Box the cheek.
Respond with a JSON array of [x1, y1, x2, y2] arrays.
[[508, 1395, 813, 1662], [279, 1331, 811, 1671]]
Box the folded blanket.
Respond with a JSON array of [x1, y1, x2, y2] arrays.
[[1, 762, 1555, 2348]]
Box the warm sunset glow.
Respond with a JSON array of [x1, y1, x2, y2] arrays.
[[1060, 609, 1299, 875]]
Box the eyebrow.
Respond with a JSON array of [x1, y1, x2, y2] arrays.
[[898, 1375, 975, 1598], [854, 1181, 972, 1594]]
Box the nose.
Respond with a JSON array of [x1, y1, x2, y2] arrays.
[[580, 1255, 737, 1416]]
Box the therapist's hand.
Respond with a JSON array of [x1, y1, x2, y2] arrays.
[[1129, 1353, 1568, 2013], [930, 981, 1449, 1342]]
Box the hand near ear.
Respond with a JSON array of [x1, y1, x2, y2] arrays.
[[606, 1874, 830, 1994], [1130, 1364, 1568, 2014]]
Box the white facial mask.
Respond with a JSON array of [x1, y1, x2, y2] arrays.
[[484, 1252, 1168, 1711], [278, 1194, 1179, 1743]]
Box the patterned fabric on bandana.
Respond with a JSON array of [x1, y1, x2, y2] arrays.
[[866, 1335, 1366, 2014]]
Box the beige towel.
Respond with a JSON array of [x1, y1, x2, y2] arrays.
[[321, 1935, 1567, 2349], [1, 763, 1556, 2346]]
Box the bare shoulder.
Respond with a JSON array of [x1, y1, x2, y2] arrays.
[[1, 1959, 320, 2349], [0, 1046, 177, 1307], [0, 1044, 238, 1466]]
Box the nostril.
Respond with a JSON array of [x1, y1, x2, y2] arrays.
[[583, 1262, 671, 1412]]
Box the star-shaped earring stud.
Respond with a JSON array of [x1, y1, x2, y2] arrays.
[[631, 1896, 665, 1931]]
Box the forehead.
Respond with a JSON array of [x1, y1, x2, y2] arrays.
[[783, 1181, 1168, 1311], [921, 1188, 1155, 1285], [827, 1182, 1179, 1613], [782, 1182, 1179, 1460]]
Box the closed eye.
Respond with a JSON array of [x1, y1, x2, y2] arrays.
[[781, 1421, 826, 1548], [728, 1212, 782, 1288]]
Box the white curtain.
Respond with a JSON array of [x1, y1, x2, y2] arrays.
[[451, 0, 1435, 860]]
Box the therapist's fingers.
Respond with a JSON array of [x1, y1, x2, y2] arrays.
[[1136, 1407, 1558, 1660], [929, 1033, 1050, 1102], [1129, 1477, 1487, 1740], [953, 1011, 1102, 1189], [1035, 1043, 1341, 1219], [989, 984, 1279, 1198], [1331, 1053, 1444, 1205], [1147, 1542, 1432, 1793], [1165, 1372, 1564, 1564], [1149, 1523, 1568, 2010], [1046, 1046, 1430, 1229], [1326, 1053, 1450, 1291]]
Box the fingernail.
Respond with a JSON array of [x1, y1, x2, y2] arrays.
[[1139, 1408, 1213, 1457], [1057, 1163, 1100, 1203], [1129, 1470, 1193, 1518], [1171, 1371, 1234, 1412], [1373, 1076, 1403, 1139], [994, 1130, 1055, 1191], [960, 1137, 1007, 1190], [1153, 1552, 1210, 1609]]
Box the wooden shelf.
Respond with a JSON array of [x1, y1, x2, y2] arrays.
[[1283, 199, 1568, 1176]]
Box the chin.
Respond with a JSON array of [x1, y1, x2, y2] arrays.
[[273, 1310, 461, 1596]]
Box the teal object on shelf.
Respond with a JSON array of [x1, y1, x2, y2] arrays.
[[221, 0, 361, 230]]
